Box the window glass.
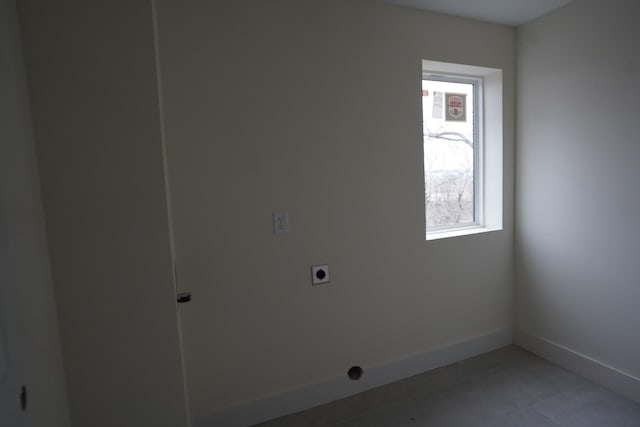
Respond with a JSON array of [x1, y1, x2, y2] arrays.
[[423, 78, 477, 230]]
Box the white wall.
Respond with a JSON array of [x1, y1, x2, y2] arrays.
[[516, 0, 640, 395], [0, 1, 69, 425], [17, 1, 190, 426], [157, 0, 515, 421]]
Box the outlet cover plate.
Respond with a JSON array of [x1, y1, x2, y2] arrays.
[[311, 265, 330, 285], [273, 211, 289, 235]]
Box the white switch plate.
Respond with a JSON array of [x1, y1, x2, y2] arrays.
[[273, 211, 289, 235], [311, 265, 330, 285]]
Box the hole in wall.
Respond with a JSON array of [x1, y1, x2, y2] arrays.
[[347, 366, 363, 381]]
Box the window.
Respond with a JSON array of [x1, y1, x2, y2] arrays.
[[422, 60, 503, 240], [423, 75, 480, 229]]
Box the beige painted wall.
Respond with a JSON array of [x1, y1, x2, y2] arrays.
[[0, 0, 69, 424], [18, 1, 189, 426], [516, 0, 640, 379], [157, 0, 515, 418]]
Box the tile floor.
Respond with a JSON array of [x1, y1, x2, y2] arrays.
[[254, 346, 640, 427]]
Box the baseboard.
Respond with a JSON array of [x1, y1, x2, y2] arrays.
[[194, 327, 513, 427], [515, 330, 640, 404]]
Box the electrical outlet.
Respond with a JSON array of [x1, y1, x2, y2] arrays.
[[311, 265, 330, 285], [273, 211, 289, 235]]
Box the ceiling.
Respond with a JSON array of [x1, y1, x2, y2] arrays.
[[377, 0, 574, 26]]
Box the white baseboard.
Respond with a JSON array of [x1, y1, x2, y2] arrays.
[[195, 327, 513, 427], [515, 330, 640, 404]]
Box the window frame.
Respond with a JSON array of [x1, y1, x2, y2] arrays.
[[422, 72, 484, 234], [421, 59, 503, 241]]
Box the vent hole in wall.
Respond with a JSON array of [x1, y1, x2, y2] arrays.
[[347, 366, 363, 381]]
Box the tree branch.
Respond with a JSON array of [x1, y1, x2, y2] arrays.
[[425, 131, 473, 148]]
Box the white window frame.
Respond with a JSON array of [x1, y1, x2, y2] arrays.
[[422, 60, 503, 241], [422, 73, 483, 232]]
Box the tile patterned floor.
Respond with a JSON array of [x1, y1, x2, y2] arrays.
[[254, 346, 640, 427]]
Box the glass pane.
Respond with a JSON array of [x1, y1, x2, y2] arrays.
[[423, 79, 475, 229]]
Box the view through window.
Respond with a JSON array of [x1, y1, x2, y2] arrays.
[[422, 76, 479, 232]]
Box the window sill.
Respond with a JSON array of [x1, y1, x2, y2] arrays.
[[426, 226, 501, 241]]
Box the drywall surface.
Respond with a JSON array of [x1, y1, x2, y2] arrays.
[[17, 1, 189, 426], [516, 0, 640, 379], [0, 0, 69, 425], [157, 0, 516, 419]]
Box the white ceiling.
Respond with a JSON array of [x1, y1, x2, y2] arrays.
[[378, 0, 574, 26]]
